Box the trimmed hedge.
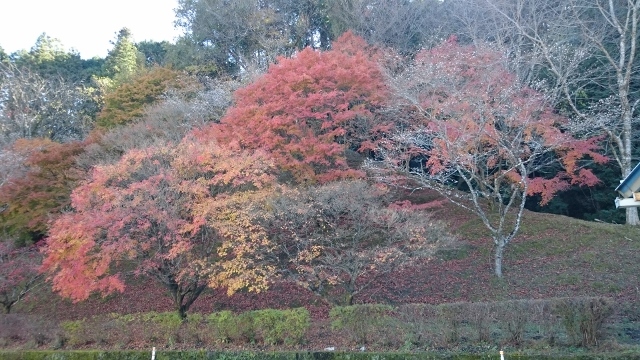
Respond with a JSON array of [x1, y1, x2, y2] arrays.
[[392, 297, 617, 349], [1, 351, 640, 360], [330, 304, 395, 345], [0, 297, 626, 351], [51, 308, 311, 349]]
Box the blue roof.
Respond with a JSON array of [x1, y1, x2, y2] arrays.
[[616, 162, 640, 197]]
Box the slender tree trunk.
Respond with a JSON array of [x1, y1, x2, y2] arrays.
[[624, 138, 639, 226], [622, 142, 639, 225], [626, 204, 640, 225], [621, 78, 640, 225], [494, 242, 504, 278]]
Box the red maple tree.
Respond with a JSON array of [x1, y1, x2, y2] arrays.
[[205, 32, 388, 184], [375, 38, 607, 277], [42, 136, 277, 319]]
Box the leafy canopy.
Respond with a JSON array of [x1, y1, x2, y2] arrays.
[[0, 138, 86, 245], [208, 32, 388, 184], [42, 135, 276, 317], [376, 38, 607, 277]]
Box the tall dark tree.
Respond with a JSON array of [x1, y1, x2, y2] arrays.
[[136, 40, 171, 66], [174, 0, 333, 75], [94, 28, 145, 92], [0, 46, 7, 63], [10, 33, 102, 83]]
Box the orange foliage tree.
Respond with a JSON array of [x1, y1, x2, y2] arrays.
[[374, 39, 607, 277], [96, 67, 198, 129], [208, 32, 388, 184], [0, 138, 86, 245], [42, 136, 276, 319]]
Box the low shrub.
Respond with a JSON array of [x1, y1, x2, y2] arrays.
[[0, 314, 57, 346], [553, 297, 615, 347], [465, 302, 494, 344], [59, 320, 86, 347], [139, 312, 183, 346], [206, 310, 249, 343], [250, 308, 310, 345], [493, 300, 532, 346], [181, 313, 205, 345], [396, 303, 438, 348], [435, 303, 468, 346], [330, 304, 395, 345], [2, 350, 640, 360]]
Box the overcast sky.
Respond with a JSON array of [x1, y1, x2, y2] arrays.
[[0, 0, 182, 59]]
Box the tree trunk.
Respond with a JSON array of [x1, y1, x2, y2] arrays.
[[178, 305, 187, 321], [623, 155, 640, 225], [494, 243, 504, 278], [346, 293, 354, 306], [626, 207, 639, 226]]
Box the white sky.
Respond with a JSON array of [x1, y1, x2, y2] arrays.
[[0, 0, 183, 59]]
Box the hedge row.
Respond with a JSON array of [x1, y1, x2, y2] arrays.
[[330, 297, 617, 349], [0, 297, 626, 351], [1, 351, 640, 360], [59, 308, 310, 348]]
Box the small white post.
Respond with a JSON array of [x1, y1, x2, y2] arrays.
[[500, 350, 504, 360], [151, 347, 156, 360]]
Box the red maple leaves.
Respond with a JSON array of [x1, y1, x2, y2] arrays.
[[207, 32, 388, 184]]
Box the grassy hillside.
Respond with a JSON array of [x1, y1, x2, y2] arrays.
[[364, 194, 640, 306]]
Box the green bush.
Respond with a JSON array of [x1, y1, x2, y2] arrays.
[[330, 304, 395, 345], [206, 310, 247, 343], [250, 308, 310, 345], [59, 320, 86, 347], [205, 308, 310, 346], [140, 312, 183, 346]]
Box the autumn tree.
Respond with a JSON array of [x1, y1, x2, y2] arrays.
[[253, 180, 453, 305], [446, 0, 640, 225], [95, 67, 199, 129], [42, 136, 276, 319], [0, 138, 86, 245], [0, 241, 42, 314], [372, 40, 606, 277], [79, 76, 240, 171], [211, 32, 388, 184]]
